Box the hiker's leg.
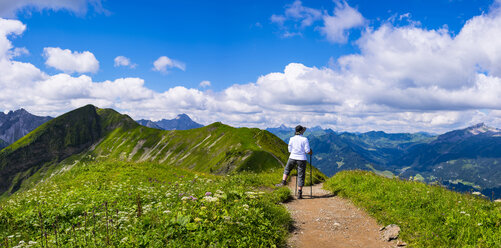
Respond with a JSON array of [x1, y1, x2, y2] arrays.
[[279, 158, 295, 184], [283, 159, 295, 179], [297, 160, 306, 191]]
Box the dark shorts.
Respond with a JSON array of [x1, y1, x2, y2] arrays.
[[283, 158, 306, 187]]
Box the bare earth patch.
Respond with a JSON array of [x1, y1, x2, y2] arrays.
[[285, 177, 399, 248]]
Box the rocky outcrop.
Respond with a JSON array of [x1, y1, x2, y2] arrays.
[[0, 108, 52, 145]]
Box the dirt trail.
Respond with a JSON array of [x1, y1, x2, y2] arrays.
[[284, 176, 399, 248]]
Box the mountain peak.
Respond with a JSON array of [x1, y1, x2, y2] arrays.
[[4, 108, 29, 116], [137, 113, 203, 130], [466, 123, 500, 135], [175, 113, 190, 120]]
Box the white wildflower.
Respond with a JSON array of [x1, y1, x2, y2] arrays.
[[203, 196, 218, 202]]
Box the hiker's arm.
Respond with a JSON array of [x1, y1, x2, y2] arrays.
[[305, 139, 312, 155]]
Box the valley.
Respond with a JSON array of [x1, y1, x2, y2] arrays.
[[268, 124, 501, 199]]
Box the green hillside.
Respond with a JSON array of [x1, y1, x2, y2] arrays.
[[0, 105, 137, 198], [0, 105, 325, 198], [90, 121, 290, 174], [0, 105, 327, 247], [325, 171, 501, 247]]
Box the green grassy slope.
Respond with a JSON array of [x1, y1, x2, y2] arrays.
[[0, 105, 137, 197], [0, 161, 293, 247], [325, 170, 501, 247], [90, 122, 288, 174], [85, 119, 326, 183]]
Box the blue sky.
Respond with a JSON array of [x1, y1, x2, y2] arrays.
[[13, 0, 492, 91], [1, 0, 501, 133]]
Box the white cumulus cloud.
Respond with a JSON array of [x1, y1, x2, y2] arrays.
[[114, 56, 136, 68], [153, 56, 186, 73], [43, 47, 99, 74]]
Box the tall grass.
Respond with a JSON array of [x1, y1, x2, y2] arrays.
[[324, 170, 501, 247]]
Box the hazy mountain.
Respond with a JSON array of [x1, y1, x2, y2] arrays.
[[266, 125, 335, 143], [306, 130, 433, 177], [136, 119, 162, 129], [0, 109, 52, 145], [267, 126, 432, 176], [136, 114, 203, 130], [398, 123, 501, 198]]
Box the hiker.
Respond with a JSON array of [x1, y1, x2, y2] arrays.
[[276, 125, 312, 199]]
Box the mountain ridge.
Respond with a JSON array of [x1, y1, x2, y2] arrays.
[[0, 108, 52, 146], [137, 113, 203, 130]]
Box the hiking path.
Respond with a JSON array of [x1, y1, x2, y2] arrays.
[[284, 176, 401, 248]]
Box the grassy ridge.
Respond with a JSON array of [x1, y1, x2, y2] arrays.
[[324, 170, 501, 247], [0, 160, 292, 247], [88, 121, 326, 184], [89, 122, 289, 174]]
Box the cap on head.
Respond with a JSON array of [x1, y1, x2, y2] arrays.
[[295, 125, 306, 134]]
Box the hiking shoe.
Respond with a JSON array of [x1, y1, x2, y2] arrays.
[[275, 180, 287, 187], [298, 191, 303, 199]]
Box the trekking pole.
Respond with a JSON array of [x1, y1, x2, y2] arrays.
[[309, 154, 313, 198], [295, 167, 298, 196]]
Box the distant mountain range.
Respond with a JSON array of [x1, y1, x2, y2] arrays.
[[267, 123, 501, 199], [0, 109, 52, 149], [136, 113, 203, 130], [266, 125, 335, 143], [2, 107, 500, 199]]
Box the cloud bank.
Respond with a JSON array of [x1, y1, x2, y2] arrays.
[[3, 3, 501, 133]]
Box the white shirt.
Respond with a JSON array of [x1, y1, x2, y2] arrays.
[[288, 135, 311, 161]]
